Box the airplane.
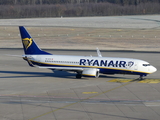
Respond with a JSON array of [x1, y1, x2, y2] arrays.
[[19, 26, 157, 79]]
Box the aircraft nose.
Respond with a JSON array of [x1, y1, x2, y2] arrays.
[[150, 66, 157, 73]]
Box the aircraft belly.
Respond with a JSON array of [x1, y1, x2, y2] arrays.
[[99, 68, 148, 76]]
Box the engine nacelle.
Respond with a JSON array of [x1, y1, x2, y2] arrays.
[[82, 68, 99, 78]]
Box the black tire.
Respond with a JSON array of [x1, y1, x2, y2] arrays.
[[96, 71, 99, 78], [76, 74, 82, 79]]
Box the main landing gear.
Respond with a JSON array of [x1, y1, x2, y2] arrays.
[[76, 73, 82, 79]]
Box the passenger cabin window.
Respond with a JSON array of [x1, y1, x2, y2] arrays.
[[52, 60, 79, 64], [143, 64, 150, 67]]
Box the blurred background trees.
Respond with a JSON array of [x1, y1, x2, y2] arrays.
[[0, 0, 160, 18], [0, 0, 159, 5]]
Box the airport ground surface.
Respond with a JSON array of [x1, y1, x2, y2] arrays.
[[0, 49, 160, 120], [0, 15, 160, 51]]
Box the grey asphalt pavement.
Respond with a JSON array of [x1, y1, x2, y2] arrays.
[[0, 49, 160, 120]]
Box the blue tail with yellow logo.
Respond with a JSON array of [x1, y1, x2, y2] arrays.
[[19, 26, 51, 55]]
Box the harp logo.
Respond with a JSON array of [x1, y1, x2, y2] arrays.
[[128, 61, 134, 67], [22, 38, 32, 49]]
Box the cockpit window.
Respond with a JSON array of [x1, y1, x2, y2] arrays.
[[143, 64, 150, 67]]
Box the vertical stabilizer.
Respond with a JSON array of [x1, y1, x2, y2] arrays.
[[19, 26, 51, 55]]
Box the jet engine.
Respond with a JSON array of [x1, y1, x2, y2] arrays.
[[82, 68, 99, 78]]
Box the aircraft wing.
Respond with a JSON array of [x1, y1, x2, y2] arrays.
[[38, 66, 84, 71], [96, 47, 102, 57]]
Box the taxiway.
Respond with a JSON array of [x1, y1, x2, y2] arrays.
[[0, 49, 160, 120]]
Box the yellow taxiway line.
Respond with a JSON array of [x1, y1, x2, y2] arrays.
[[108, 79, 160, 83]]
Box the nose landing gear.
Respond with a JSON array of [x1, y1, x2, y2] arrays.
[[138, 75, 147, 80]]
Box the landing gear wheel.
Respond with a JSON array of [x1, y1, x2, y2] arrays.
[[76, 74, 82, 79], [138, 75, 145, 80]]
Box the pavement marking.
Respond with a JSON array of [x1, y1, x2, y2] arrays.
[[138, 79, 160, 83], [28, 81, 133, 120], [144, 102, 160, 106], [109, 79, 133, 83], [82, 92, 98, 94], [108, 79, 160, 83]]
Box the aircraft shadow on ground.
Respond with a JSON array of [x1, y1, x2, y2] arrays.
[[0, 70, 125, 79], [0, 70, 75, 79]]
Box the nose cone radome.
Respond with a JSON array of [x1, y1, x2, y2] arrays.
[[150, 66, 157, 73]]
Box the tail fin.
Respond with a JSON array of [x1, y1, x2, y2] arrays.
[[19, 26, 51, 55]]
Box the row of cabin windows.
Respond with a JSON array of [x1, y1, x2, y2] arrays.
[[45, 60, 79, 64]]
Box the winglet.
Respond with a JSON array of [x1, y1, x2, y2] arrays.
[[19, 26, 51, 55], [96, 47, 102, 57]]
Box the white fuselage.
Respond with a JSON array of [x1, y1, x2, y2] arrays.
[[25, 54, 157, 76]]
